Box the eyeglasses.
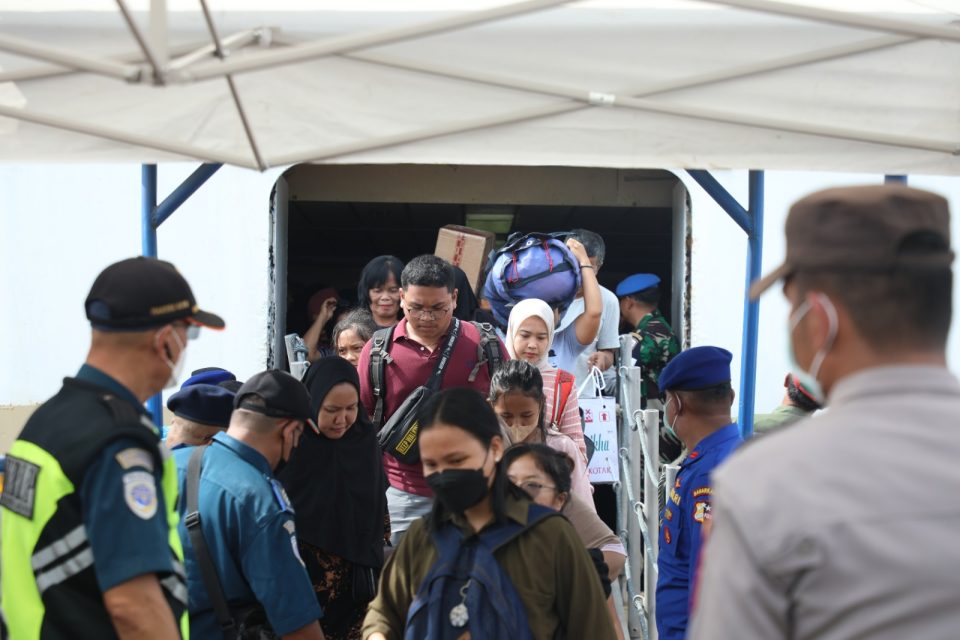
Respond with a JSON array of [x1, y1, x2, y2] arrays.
[[517, 481, 556, 498], [405, 305, 451, 320]]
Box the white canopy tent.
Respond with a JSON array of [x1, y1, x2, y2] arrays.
[[4, 5, 959, 637], [1, 0, 959, 174]]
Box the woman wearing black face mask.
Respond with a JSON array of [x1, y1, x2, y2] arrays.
[[362, 387, 615, 640]]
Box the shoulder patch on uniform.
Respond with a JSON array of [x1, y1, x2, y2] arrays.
[[123, 470, 158, 520], [669, 489, 681, 506], [693, 501, 712, 524], [115, 448, 155, 472], [270, 479, 294, 514], [692, 487, 712, 498], [0, 455, 39, 519]]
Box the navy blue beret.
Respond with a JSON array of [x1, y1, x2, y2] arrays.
[[659, 346, 732, 392], [166, 383, 236, 427], [181, 367, 236, 389], [615, 273, 660, 297]]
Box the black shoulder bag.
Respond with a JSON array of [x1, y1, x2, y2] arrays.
[[374, 318, 461, 465], [184, 446, 279, 640]]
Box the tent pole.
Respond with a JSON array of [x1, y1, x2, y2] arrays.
[[0, 33, 137, 81], [697, 0, 960, 43], [153, 164, 223, 226], [141, 164, 164, 427], [179, 0, 577, 81], [739, 171, 764, 439], [0, 103, 256, 168], [116, 0, 166, 84], [685, 170, 763, 438]]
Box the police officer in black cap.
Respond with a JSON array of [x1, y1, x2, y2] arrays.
[[0, 257, 223, 639]]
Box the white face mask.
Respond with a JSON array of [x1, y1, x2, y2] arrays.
[[161, 328, 187, 390], [662, 395, 680, 440], [788, 293, 838, 405]]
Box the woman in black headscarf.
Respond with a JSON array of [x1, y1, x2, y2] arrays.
[[278, 357, 390, 640]]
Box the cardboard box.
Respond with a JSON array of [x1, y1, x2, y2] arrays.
[[434, 225, 496, 295]]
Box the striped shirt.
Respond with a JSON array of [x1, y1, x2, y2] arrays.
[[540, 365, 587, 459]]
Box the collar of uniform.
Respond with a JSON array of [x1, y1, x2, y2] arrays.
[[444, 490, 532, 532], [684, 422, 741, 465], [827, 365, 959, 407], [211, 431, 274, 476], [635, 309, 662, 332], [772, 404, 808, 418], [75, 364, 145, 414], [393, 317, 454, 347]]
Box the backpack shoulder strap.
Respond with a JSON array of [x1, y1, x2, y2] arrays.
[[183, 445, 238, 637], [551, 369, 575, 426], [468, 322, 503, 383], [480, 503, 562, 552], [369, 326, 395, 426]]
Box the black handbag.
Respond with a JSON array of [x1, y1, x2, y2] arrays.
[[373, 318, 461, 465], [184, 446, 279, 640]]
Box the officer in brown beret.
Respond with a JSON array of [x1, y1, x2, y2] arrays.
[[690, 185, 960, 640]]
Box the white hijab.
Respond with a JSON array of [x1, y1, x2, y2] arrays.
[[505, 298, 555, 368]]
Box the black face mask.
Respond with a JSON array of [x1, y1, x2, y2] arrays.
[[426, 453, 490, 514]]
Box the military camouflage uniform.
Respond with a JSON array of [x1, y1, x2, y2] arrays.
[[632, 309, 680, 400], [632, 310, 683, 463]]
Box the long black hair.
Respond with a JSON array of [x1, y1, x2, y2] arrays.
[[502, 443, 574, 510], [488, 359, 548, 444], [418, 387, 527, 531], [356, 255, 404, 311]]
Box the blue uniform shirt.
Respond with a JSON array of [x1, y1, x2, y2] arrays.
[[174, 432, 322, 638], [76, 365, 177, 593], [656, 423, 742, 640]]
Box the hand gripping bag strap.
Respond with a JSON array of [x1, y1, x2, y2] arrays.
[[369, 325, 395, 427], [185, 445, 238, 638]]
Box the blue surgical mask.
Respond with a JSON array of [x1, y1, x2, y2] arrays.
[[787, 293, 838, 405]]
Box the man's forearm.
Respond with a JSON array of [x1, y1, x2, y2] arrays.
[[104, 574, 180, 640]]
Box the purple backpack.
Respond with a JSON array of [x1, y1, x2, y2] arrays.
[[482, 232, 582, 329]]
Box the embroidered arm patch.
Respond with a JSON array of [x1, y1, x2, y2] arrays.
[[0, 456, 40, 518]]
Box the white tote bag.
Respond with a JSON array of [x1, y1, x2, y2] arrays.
[[577, 368, 618, 484]]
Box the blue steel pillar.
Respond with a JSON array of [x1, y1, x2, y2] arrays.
[[738, 171, 764, 439], [141, 164, 164, 426], [885, 175, 908, 184], [686, 169, 764, 439]]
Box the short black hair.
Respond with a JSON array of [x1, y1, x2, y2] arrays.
[[357, 255, 404, 309], [571, 228, 605, 268], [401, 254, 456, 291], [629, 286, 660, 306], [675, 381, 733, 412], [502, 443, 574, 508]]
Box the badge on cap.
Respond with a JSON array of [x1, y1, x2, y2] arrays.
[[123, 471, 158, 520]]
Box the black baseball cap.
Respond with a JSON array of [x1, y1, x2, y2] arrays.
[[85, 257, 225, 331], [234, 370, 318, 434]]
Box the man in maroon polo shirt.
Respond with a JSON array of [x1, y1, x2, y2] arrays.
[[358, 255, 508, 543]]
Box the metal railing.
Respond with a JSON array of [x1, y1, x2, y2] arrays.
[[615, 334, 660, 640]]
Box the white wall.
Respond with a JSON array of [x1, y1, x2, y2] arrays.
[[0, 163, 280, 407], [687, 170, 960, 417]]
